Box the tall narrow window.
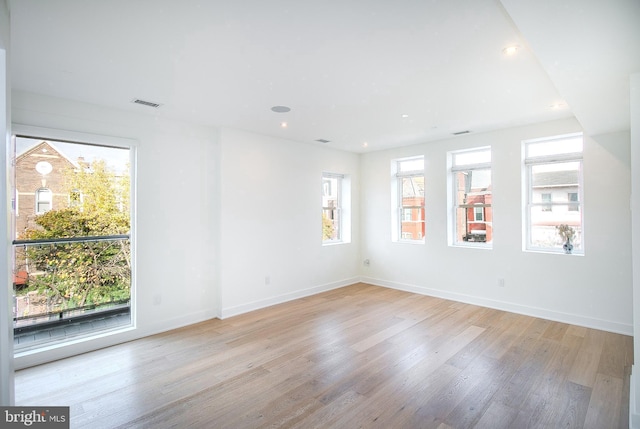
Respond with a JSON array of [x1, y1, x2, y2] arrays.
[[12, 131, 134, 352], [35, 188, 52, 214], [322, 172, 344, 243], [449, 147, 492, 247], [393, 157, 425, 242], [524, 133, 583, 253]]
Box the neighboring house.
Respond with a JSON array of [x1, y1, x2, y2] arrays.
[[454, 169, 493, 243], [461, 191, 493, 242], [400, 175, 425, 240], [400, 195, 425, 240], [530, 169, 581, 247], [14, 141, 80, 240]]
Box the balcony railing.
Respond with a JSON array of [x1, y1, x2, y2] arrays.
[[12, 235, 131, 345]]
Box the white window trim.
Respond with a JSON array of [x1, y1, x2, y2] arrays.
[[322, 172, 351, 245], [11, 124, 138, 367], [447, 147, 492, 249], [523, 133, 584, 255], [392, 156, 425, 243]]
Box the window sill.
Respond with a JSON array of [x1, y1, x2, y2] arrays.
[[450, 243, 492, 250], [322, 240, 350, 247], [524, 248, 584, 256], [394, 239, 425, 245]]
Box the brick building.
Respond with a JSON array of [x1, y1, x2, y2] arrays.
[[14, 141, 79, 239]]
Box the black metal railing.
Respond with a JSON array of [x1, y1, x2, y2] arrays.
[[13, 299, 130, 334]]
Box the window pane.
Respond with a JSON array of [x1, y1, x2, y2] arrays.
[[400, 207, 424, 240], [453, 148, 491, 166], [400, 175, 424, 240], [474, 206, 484, 221], [322, 174, 342, 242], [529, 172, 582, 251], [568, 192, 579, 211], [394, 157, 425, 242], [35, 188, 52, 214], [401, 176, 424, 198], [525, 134, 583, 253], [452, 168, 492, 245], [529, 205, 582, 251], [526, 136, 583, 158], [531, 162, 579, 185], [13, 135, 132, 350], [398, 158, 424, 173], [322, 208, 339, 241]]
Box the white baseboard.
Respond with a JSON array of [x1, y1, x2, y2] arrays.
[[220, 277, 359, 319], [361, 276, 633, 336]]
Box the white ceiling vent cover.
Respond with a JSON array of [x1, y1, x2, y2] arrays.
[[131, 98, 162, 108]]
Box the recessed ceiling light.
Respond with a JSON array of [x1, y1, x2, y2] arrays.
[[401, 114, 409, 118], [550, 102, 567, 109], [280, 122, 288, 128], [362, 142, 369, 148], [271, 105, 291, 113], [501, 45, 520, 56]]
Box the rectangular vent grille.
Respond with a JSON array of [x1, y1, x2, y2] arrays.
[[315, 139, 331, 144], [132, 98, 162, 108], [452, 130, 470, 135]]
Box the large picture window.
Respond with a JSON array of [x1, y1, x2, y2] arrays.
[[393, 157, 425, 242], [524, 133, 583, 254], [12, 128, 134, 352], [449, 147, 492, 247]]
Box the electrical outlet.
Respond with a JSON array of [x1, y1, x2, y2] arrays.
[[498, 278, 505, 288], [153, 294, 162, 305], [363, 259, 370, 267], [265, 276, 271, 285]]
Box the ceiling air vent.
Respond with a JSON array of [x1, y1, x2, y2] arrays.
[[315, 139, 331, 144], [131, 98, 162, 108], [452, 130, 470, 135]]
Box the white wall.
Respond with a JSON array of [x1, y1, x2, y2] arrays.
[[0, 0, 14, 406], [219, 128, 360, 317], [8, 92, 362, 367], [11, 91, 219, 368], [360, 117, 633, 334]]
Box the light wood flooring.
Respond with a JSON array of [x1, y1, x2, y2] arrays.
[[15, 283, 633, 428]]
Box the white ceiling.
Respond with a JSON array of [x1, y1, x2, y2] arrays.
[[8, 0, 640, 153]]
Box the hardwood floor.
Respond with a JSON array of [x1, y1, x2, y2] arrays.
[[15, 283, 632, 428]]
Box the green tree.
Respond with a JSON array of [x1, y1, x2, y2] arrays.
[[322, 214, 335, 240], [21, 160, 131, 309]]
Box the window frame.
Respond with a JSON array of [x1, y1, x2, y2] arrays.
[[322, 172, 351, 245], [35, 187, 52, 214], [11, 123, 137, 360], [392, 156, 425, 243], [523, 133, 584, 254], [448, 147, 492, 248], [69, 188, 84, 209]]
